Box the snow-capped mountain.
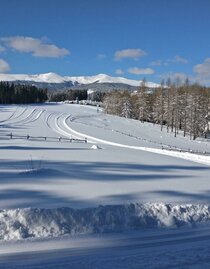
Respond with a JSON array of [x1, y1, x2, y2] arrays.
[[65, 73, 159, 88], [0, 72, 160, 90], [0, 72, 66, 84]]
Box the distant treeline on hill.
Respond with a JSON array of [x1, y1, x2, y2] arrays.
[[0, 82, 48, 104], [49, 89, 88, 102]]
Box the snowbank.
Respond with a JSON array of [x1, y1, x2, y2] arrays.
[[91, 144, 101, 149], [1, 203, 210, 241]]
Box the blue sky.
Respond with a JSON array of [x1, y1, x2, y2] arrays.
[[0, 0, 210, 84]]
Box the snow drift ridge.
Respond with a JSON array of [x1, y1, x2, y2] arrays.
[[1, 203, 210, 241]]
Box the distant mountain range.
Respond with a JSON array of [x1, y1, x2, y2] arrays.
[[0, 72, 160, 91]]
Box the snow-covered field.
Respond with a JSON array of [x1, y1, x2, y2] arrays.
[[0, 103, 210, 268]]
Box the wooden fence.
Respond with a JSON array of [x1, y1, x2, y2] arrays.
[[0, 133, 87, 143], [161, 145, 210, 156], [0, 132, 209, 155]]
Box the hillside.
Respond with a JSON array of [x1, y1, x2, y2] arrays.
[[0, 103, 210, 268]]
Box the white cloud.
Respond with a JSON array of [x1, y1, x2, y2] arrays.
[[115, 69, 124, 75], [193, 58, 210, 76], [1, 36, 70, 58], [151, 56, 188, 66], [173, 55, 188, 64], [97, 54, 106, 60], [114, 49, 147, 61], [193, 58, 210, 84], [128, 67, 154, 75], [150, 60, 162, 66], [160, 72, 190, 84], [0, 45, 6, 52], [160, 65, 210, 86], [0, 59, 10, 73]]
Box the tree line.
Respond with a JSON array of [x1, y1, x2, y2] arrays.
[[49, 89, 88, 102], [103, 79, 210, 140], [0, 82, 48, 104]]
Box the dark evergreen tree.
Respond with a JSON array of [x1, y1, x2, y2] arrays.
[[0, 82, 48, 104]]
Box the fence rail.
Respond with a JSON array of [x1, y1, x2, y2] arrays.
[[0, 133, 87, 143], [0, 133, 209, 155], [161, 145, 210, 156]]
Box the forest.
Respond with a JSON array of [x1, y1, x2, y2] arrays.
[[0, 82, 48, 104], [49, 89, 88, 102], [103, 79, 210, 140]]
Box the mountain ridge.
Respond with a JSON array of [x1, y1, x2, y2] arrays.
[[0, 72, 160, 90]]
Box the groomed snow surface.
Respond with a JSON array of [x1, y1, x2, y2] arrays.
[[0, 103, 210, 268]]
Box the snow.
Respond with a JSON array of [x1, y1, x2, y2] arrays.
[[0, 103, 210, 211], [1, 225, 210, 268], [0, 72, 160, 87], [91, 144, 101, 149], [64, 114, 210, 166], [1, 203, 210, 241], [0, 72, 66, 83], [67, 73, 159, 87], [0, 103, 210, 267]]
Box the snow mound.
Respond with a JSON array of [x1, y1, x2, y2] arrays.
[[91, 144, 101, 150], [1, 203, 210, 241]]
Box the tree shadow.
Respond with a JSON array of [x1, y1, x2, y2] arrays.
[[0, 145, 90, 151], [0, 189, 94, 209], [152, 190, 210, 202], [0, 160, 209, 208], [0, 160, 206, 182]]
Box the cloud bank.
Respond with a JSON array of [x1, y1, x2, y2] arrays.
[[1, 36, 70, 58], [173, 55, 188, 64], [115, 69, 124, 75], [0, 59, 10, 73], [114, 49, 147, 61], [193, 58, 210, 84], [128, 67, 154, 75]]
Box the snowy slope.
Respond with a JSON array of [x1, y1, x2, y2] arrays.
[[1, 103, 210, 268], [0, 72, 160, 87], [0, 103, 210, 210]]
